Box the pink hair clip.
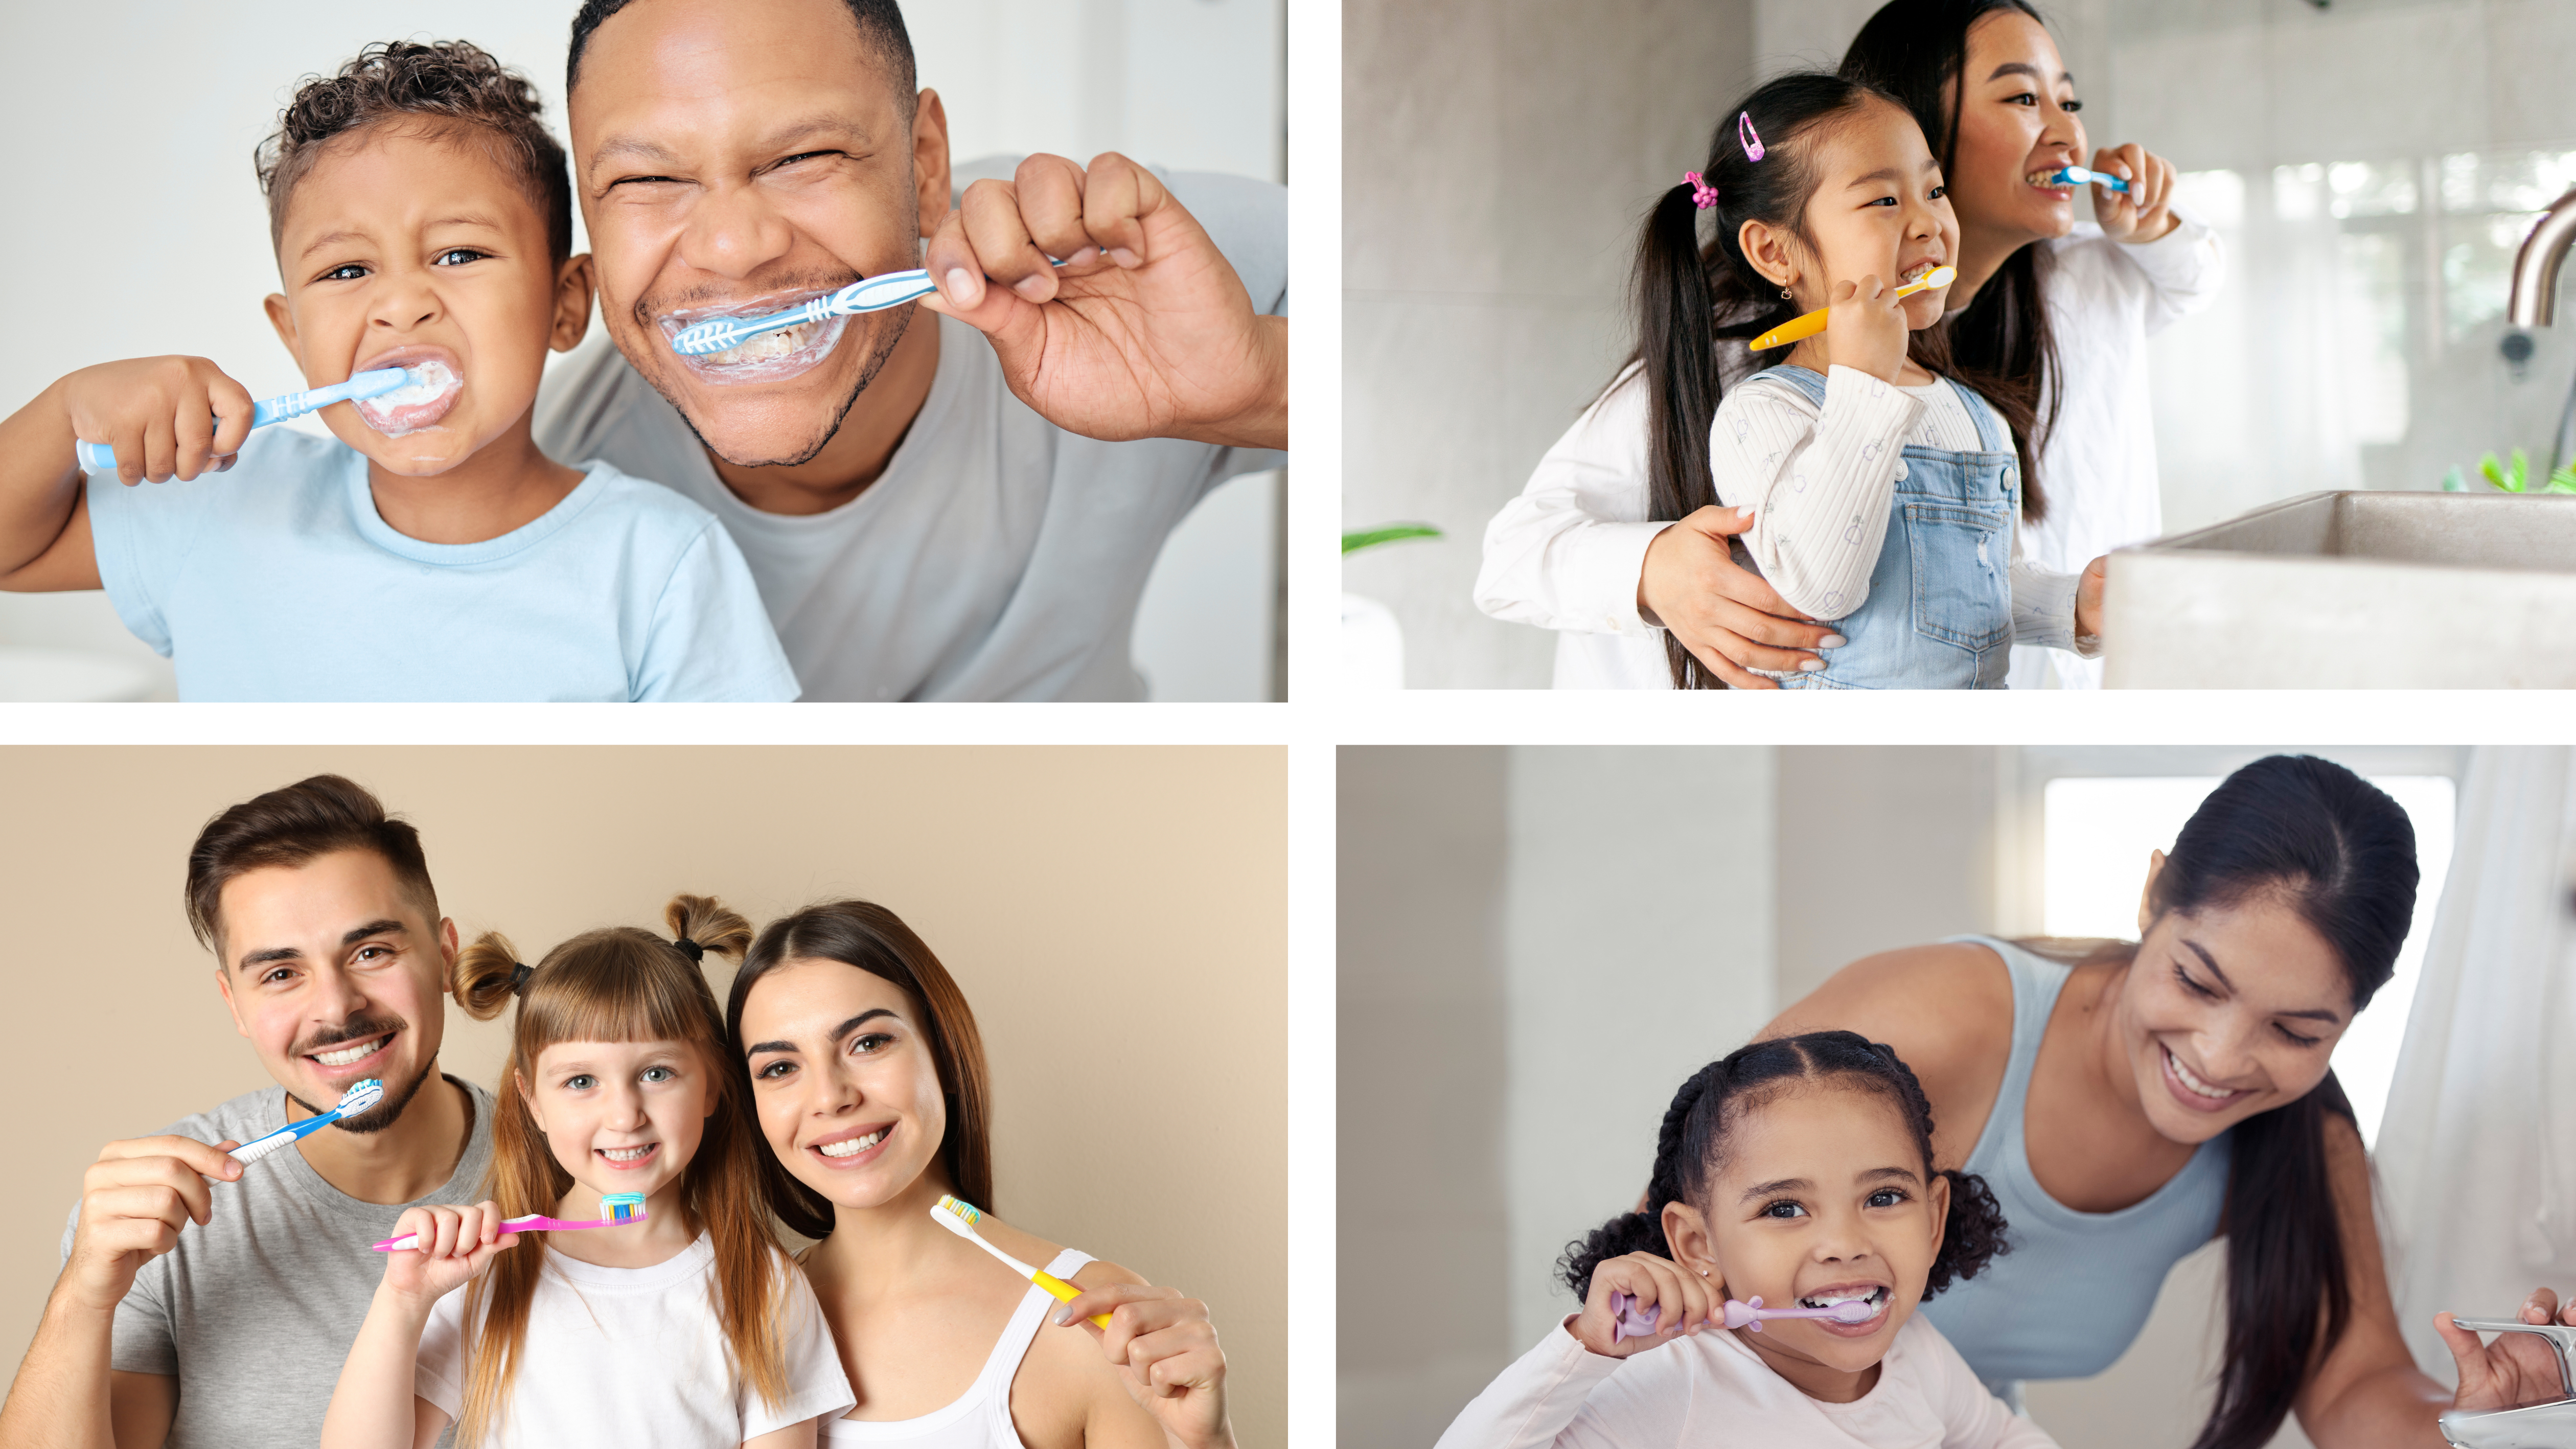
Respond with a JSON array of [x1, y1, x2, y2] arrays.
[[1739, 110, 1765, 162], [1685, 171, 1719, 210]]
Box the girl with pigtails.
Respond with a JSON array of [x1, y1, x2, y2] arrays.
[[321, 895, 855, 1449], [1475, 68, 2109, 689], [1436, 1031, 2052, 1446]]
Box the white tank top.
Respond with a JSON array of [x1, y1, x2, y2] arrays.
[[821, 1249, 1096, 1449]]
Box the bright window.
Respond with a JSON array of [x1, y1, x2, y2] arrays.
[[2041, 775, 2455, 1147]]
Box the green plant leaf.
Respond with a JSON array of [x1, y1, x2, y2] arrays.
[[2552, 464, 2576, 495], [2443, 466, 2467, 492], [2481, 451, 2515, 491], [2513, 448, 2532, 492], [1342, 523, 1444, 555]]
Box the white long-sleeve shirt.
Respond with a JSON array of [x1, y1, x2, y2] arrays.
[[1474, 363, 2081, 689], [1435, 1316, 2061, 1449], [2012, 212, 2226, 687]]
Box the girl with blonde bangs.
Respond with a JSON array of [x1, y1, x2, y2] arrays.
[[322, 894, 855, 1449]]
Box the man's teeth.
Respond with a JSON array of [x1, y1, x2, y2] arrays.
[[600, 1144, 655, 1162], [700, 320, 822, 364], [314, 1037, 386, 1067], [817, 1127, 888, 1158], [2168, 1048, 2240, 1098]]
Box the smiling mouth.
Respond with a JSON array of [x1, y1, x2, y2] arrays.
[[2164, 1044, 2247, 1101], [598, 1143, 660, 1166], [308, 1033, 392, 1069], [656, 291, 852, 384], [1800, 1284, 1888, 1311], [2023, 167, 2077, 192], [815, 1124, 889, 1159], [1899, 258, 1945, 285]]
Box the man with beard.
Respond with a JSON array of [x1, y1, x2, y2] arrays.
[[536, 0, 1289, 700], [0, 776, 494, 1449]]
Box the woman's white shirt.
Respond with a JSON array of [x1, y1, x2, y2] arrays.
[[1432, 1316, 2060, 1449], [415, 1234, 856, 1448], [1475, 365, 2080, 689], [2010, 208, 2226, 688]]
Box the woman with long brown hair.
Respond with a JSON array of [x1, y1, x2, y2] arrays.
[[725, 901, 1233, 1449], [322, 895, 855, 1449]]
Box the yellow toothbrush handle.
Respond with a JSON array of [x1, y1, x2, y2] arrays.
[[1748, 308, 1828, 353], [1033, 1270, 1115, 1328]]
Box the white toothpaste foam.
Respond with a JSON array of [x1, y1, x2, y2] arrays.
[[356, 360, 463, 436]]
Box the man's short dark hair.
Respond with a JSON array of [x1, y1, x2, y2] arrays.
[[185, 775, 441, 956], [568, 0, 917, 115], [256, 39, 575, 267]]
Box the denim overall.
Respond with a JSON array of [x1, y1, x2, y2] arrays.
[[1750, 364, 2019, 689]]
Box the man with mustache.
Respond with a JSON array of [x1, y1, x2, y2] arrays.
[[0, 776, 494, 1449], [537, 0, 1289, 701]]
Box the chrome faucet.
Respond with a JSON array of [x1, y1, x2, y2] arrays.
[[2437, 1318, 2576, 1448], [2509, 187, 2576, 327]]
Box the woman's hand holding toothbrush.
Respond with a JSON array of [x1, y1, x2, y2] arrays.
[[2086, 143, 2178, 244], [1571, 1252, 1722, 1359], [52, 357, 256, 488], [1053, 1282, 1235, 1449]]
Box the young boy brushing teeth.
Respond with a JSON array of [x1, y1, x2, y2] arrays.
[[0, 40, 796, 701]]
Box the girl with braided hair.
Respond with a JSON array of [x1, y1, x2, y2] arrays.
[[1436, 1031, 2044, 1448]]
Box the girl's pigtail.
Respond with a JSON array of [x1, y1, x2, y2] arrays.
[[664, 893, 752, 964], [453, 931, 525, 1021], [1558, 1057, 1730, 1298], [1923, 1167, 2007, 1298], [1634, 184, 1730, 692]]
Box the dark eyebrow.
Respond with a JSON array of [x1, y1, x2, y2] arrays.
[[1857, 1166, 1918, 1186], [297, 229, 367, 262], [1985, 61, 2075, 85], [588, 113, 872, 181], [745, 1008, 897, 1058], [1740, 1176, 1811, 1202], [234, 919, 403, 973], [2182, 939, 2345, 1023], [1847, 158, 1944, 190]]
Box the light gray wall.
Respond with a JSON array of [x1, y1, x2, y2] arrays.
[[1341, 0, 1756, 688]]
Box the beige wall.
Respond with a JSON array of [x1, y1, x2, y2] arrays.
[[0, 747, 1285, 1447]]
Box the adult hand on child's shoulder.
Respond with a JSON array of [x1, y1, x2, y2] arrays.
[[1052, 1279, 1234, 1449], [1822, 276, 1908, 384], [54, 357, 255, 488], [2089, 144, 2180, 244], [1640, 505, 1839, 687], [60, 1134, 244, 1313], [1572, 1253, 1720, 1359]]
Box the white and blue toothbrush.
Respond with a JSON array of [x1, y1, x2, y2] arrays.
[[2049, 165, 2131, 194], [74, 368, 420, 473], [229, 1077, 384, 1165], [668, 259, 1070, 357]]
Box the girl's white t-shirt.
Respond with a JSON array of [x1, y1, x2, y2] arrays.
[[1434, 1315, 2060, 1449], [415, 1233, 856, 1448]]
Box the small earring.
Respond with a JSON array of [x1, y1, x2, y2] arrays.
[[1780, 287, 1793, 300]]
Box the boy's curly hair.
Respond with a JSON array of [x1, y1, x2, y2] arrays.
[[255, 39, 572, 266], [1561, 1030, 2011, 1305]]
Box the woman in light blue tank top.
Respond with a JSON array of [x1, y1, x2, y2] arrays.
[[1754, 756, 2576, 1447]]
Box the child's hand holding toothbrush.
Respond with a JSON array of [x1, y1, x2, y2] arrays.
[[1819, 275, 1912, 385], [52, 357, 256, 488], [1572, 1252, 1722, 1359], [372, 1201, 520, 1309]]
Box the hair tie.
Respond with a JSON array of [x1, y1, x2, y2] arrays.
[[1738, 110, 1765, 162], [673, 936, 705, 963], [1684, 171, 1718, 210], [509, 961, 533, 995]]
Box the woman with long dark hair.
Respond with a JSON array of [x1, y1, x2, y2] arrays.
[[723, 901, 1237, 1449], [1764, 755, 2574, 1447], [1476, 0, 2218, 690]]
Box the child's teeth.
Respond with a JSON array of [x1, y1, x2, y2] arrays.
[[602, 1145, 654, 1161]]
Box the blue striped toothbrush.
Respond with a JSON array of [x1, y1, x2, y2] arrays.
[[228, 1078, 384, 1165], [74, 367, 429, 472], [372, 1192, 648, 1251], [2049, 165, 2130, 193], [669, 260, 1070, 357]]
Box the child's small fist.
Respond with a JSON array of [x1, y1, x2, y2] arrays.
[[1571, 1252, 1721, 1359], [55, 356, 257, 487], [1823, 275, 1908, 384], [377, 1200, 517, 1304]]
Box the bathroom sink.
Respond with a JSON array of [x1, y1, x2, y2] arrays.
[[2103, 491, 2576, 688], [0, 646, 160, 701]]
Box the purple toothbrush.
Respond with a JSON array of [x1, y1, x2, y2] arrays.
[[1611, 1289, 1881, 1344]]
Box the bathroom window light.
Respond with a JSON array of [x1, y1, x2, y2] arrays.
[[2041, 775, 2456, 1148]]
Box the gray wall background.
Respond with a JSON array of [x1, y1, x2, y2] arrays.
[[1340, 746, 2331, 1449]]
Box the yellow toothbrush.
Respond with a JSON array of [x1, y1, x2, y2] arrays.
[[1749, 266, 1956, 352], [931, 1194, 1113, 1327]]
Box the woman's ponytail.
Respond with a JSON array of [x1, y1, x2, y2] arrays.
[[453, 930, 524, 1021]]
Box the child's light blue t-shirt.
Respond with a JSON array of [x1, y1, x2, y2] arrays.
[[86, 428, 800, 702]]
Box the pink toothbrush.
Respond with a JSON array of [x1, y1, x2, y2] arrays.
[[372, 1192, 646, 1251], [1610, 1289, 1880, 1344]]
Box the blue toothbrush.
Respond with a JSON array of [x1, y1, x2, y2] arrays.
[[229, 1078, 384, 1165], [668, 260, 1070, 357], [75, 367, 418, 473], [2050, 165, 2131, 194]]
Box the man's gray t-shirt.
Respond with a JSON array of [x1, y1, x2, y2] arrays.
[[60, 1077, 496, 1449], [532, 167, 1287, 702]]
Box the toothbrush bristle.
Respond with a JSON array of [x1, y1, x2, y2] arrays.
[[337, 1078, 385, 1115], [937, 1194, 983, 1224], [601, 1192, 646, 1223]]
